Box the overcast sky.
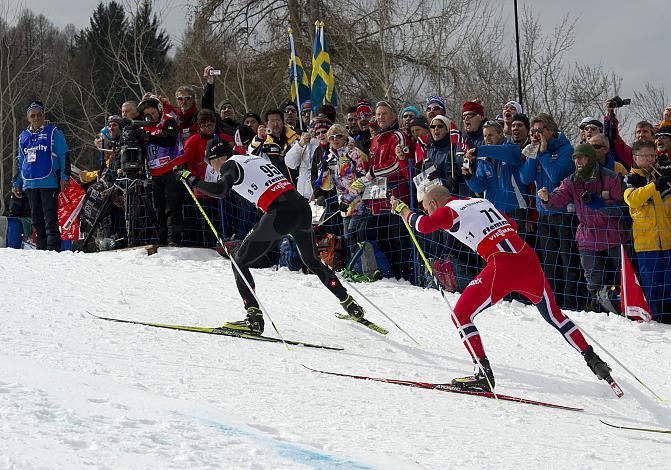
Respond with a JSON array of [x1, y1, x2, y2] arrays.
[[17, 0, 671, 102]]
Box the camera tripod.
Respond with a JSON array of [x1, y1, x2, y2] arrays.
[[81, 174, 160, 251]]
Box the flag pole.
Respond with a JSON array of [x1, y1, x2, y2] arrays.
[[288, 27, 304, 132]]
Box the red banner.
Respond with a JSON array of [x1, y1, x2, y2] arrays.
[[58, 180, 86, 241], [620, 245, 652, 322]]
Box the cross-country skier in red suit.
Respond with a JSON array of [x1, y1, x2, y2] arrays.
[[390, 183, 613, 391], [176, 136, 366, 334]]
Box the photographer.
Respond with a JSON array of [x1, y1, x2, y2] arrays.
[[603, 97, 634, 169], [623, 141, 671, 322], [538, 143, 631, 314], [248, 108, 299, 181], [138, 96, 186, 246]]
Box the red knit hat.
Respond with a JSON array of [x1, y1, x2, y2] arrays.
[[356, 99, 373, 119], [313, 118, 333, 132], [462, 101, 484, 116]]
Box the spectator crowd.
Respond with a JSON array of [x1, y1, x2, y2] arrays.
[[10, 65, 671, 323]]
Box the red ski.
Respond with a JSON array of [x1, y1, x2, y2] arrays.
[[304, 365, 584, 412]]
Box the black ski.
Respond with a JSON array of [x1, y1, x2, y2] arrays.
[[335, 313, 388, 335], [600, 420, 671, 435], [304, 365, 584, 412], [88, 312, 343, 350]]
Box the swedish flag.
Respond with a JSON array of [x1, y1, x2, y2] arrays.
[[288, 28, 311, 106], [310, 21, 337, 112]]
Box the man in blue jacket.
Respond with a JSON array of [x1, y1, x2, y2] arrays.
[[462, 120, 528, 231], [12, 101, 70, 251], [520, 113, 583, 310]]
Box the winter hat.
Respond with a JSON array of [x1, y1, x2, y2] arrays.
[[511, 113, 530, 130], [242, 112, 262, 125], [26, 101, 45, 113], [301, 100, 311, 112], [573, 143, 597, 180], [137, 96, 163, 117], [316, 104, 336, 122], [206, 136, 234, 161], [234, 125, 255, 147], [579, 117, 603, 129], [410, 116, 430, 130], [356, 99, 373, 118], [400, 105, 421, 120], [462, 100, 484, 116], [504, 100, 523, 115], [430, 115, 451, 128], [218, 100, 234, 112], [313, 118, 333, 133], [656, 125, 671, 138], [425, 95, 446, 111], [107, 115, 123, 126]]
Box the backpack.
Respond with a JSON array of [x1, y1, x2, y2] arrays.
[[317, 233, 344, 271], [343, 241, 392, 281], [279, 236, 303, 271]]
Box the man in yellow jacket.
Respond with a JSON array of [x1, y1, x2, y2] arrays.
[[624, 141, 671, 322]]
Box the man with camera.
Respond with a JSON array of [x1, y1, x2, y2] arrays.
[[603, 96, 635, 169], [248, 108, 299, 181], [137, 95, 186, 246], [623, 141, 671, 322], [12, 100, 71, 251], [538, 143, 631, 314]]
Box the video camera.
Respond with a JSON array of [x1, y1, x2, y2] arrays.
[[114, 119, 153, 178], [607, 96, 631, 108]]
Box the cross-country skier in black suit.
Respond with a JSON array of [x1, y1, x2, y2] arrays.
[[176, 136, 365, 334]]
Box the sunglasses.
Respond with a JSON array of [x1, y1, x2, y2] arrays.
[[176, 96, 193, 102], [314, 130, 328, 136], [591, 144, 606, 150], [376, 100, 393, 109], [462, 112, 477, 120], [530, 128, 545, 135], [580, 125, 601, 132], [427, 106, 444, 113], [483, 120, 500, 128], [284, 107, 297, 114], [402, 113, 415, 119], [429, 124, 445, 129], [328, 133, 345, 140]]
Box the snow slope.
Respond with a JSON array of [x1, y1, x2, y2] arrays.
[[1, 247, 670, 469]]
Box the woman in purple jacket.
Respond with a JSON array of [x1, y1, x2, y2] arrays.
[[538, 143, 631, 313]]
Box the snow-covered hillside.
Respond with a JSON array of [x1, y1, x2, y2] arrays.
[[1, 247, 670, 469]]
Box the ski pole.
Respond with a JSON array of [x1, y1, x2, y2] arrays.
[[314, 208, 341, 228], [338, 277, 420, 345], [400, 213, 498, 399], [180, 180, 225, 248], [181, 179, 292, 351], [569, 318, 666, 403]]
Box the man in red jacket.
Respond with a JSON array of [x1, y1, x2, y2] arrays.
[[138, 96, 186, 246], [389, 183, 614, 392], [364, 101, 413, 280]]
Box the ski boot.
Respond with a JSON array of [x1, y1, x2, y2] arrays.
[[340, 295, 365, 320], [582, 345, 612, 381], [222, 307, 265, 335], [451, 357, 496, 392]]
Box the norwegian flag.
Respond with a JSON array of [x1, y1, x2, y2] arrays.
[[620, 245, 652, 322], [415, 134, 428, 163], [450, 121, 469, 152]]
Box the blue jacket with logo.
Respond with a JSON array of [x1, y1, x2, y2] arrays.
[[13, 124, 70, 190], [520, 132, 574, 214]]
